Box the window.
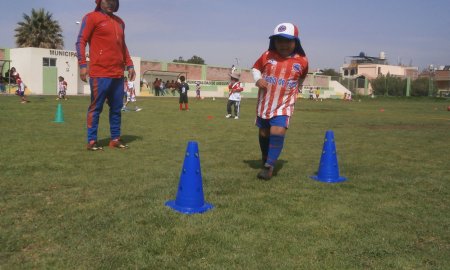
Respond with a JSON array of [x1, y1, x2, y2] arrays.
[[43, 58, 56, 67]]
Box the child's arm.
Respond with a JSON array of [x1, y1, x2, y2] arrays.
[[252, 68, 268, 89]]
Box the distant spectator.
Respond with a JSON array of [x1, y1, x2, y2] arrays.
[[170, 80, 177, 96], [0, 75, 5, 93], [165, 80, 170, 95], [309, 88, 314, 100], [160, 79, 166, 96], [315, 87, 320, 101], [7, 67, 17, 84], [153, 78, 161, 96]]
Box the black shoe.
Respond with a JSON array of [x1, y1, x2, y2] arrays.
[[257, 165, 273, 180]]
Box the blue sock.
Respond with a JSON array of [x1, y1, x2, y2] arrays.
[[266, 134, 285, 167]]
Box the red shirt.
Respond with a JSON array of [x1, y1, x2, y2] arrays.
[[253, 51, 308, 119], [76, 10, 133, 78]]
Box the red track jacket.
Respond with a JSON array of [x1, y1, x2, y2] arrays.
[[76, 10, 133, 78]]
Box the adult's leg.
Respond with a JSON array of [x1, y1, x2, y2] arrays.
[[106, 78, 124, 141], [87, 77, 109, 143]]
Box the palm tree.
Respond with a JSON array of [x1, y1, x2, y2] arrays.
[[14, 8, 64, 49]]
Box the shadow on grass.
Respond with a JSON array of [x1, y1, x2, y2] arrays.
[[98, 134, 143, 146], [243, 159, 288, 176]]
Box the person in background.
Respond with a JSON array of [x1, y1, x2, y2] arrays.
[[56, 76, 68, 100], [122, 77, 141, 111], [195, 81, 201, 100], [177, 75, 189, 111], [225, 73, 243, 119], [0, 74, 5, 93], [14, 73, 29, 103], [153, 78, 161, 96]]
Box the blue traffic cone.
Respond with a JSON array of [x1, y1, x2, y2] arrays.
[[165, 141, 214, 214], [53, 103, 64, 123], [310, 130, 347, 183]]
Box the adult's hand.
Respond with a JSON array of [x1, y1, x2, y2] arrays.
[[80, 67, 88, 82]]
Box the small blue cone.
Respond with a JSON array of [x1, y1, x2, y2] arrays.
[[310, 130, 347, 183], [165, 141, 214, 214], [53, 103, 64, 123]]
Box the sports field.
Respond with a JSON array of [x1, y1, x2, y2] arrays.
[[1, 95, 449, 269]]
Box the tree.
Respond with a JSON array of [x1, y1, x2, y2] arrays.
[[411, 77, 429, 96], [320, 68, 340, 77], [371, 74, 406, 96], [173, 55, 206, 65], [15, 8, 64, 49]]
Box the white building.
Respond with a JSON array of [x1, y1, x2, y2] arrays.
[[340, 52, 418, 79], [8, 47, 141, 95]]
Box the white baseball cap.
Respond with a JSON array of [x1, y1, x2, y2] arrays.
[[270, 23, 299, 40]]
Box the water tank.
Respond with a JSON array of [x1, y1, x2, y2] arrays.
[[379, 51, 386, 60]]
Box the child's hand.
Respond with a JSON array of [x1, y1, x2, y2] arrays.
[[256, 79, 268, 89]]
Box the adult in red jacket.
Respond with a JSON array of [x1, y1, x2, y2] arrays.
[[76, 0, 136, 150]]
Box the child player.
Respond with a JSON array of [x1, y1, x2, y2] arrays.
[[195, 81, 201, 100], [252, 22, 309, 180], [14, 73, 29, 103], [226, 73, 243, 119], [178, 75, 189, 110], [122, 77, 141, 111], [56, 76, 68, 100]]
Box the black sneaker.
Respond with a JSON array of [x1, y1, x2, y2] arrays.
[[257, 165, 273, 180], [87, 141, 103, 151]]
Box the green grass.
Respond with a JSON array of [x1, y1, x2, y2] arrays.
[[1, 95, 449, 269]]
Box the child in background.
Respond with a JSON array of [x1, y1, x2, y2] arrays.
[[226, 73, 243, 119], [57, 76, 68, 100], [252, 22, 309, 180], [14, 73, 29, 103], [178, 76, 189, 110], [315, 87, 320, 101], [195, 81, 201, 99], [122, 77, 141, 111]]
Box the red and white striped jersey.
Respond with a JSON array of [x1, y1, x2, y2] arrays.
[[228, 81, 243, 101], [253, 50, 308, 119], [58, 81, 67, 92]]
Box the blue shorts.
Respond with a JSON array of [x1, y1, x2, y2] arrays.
[[255, 116, 290, 129]]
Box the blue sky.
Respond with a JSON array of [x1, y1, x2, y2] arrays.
[[1, 0, 449, 71]]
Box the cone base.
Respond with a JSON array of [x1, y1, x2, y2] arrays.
[[53, 120, 64, 123], [165, 200, 214, 215], [310, 175, 347, 183]]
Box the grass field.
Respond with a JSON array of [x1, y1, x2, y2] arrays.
[[1, 95, 449, 269]]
